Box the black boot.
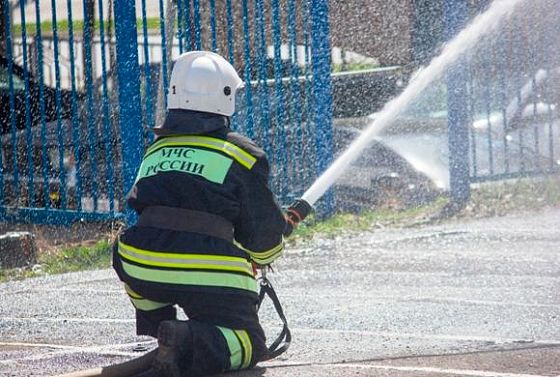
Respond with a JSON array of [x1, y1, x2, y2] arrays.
[[153, 320, 192, 377]]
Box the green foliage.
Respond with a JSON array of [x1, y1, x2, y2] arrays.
[[41, 240, 112, 274], [332, 62, 380, 73], [2, 177, 559, 282], [288, 196, 448, 242], [11, 18, 162, 35]]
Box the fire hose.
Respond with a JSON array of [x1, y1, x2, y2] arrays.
[[54, 199, 313, 377]]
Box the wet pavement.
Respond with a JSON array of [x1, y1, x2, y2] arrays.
[[1, 207, 559, 376]]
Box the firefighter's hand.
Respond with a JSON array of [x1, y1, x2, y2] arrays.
[[283, 199, 312, 237]]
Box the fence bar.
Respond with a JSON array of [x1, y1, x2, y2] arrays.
[[287, 0, 302, 194], [543, 27, 556, 168], [158, 0, 169, 110], [498, 32, 510, 174], [209, 0, 217, 52], [482, 54, 494, 176], [310, 0, 334, 213], [177, 0, 184, 52], [97, 0, 115, 213], [254, 0, 271, 157], [224, 0, 238, 130], [82, 0, 99, 211], [469, 168, 560, 184], [67, 0, 83, 211], [183, 0, 192, 52], [17, 0, 34, 207], [468, 66, 478, 178], [241, 0, 254, 138], [50, 0, 67, 209], [444, 0, 470, 205], [141, 0, 154, 130], [302, 0, 314, 189], [193, 0, 201, 49], [527, 19, 541, 171], [509, 21, 526, 173], [114, 0, 143, 224], [2, 208, 124, 225], [33, 0, 50, 210], [271, 0, 287, 196], [3, 0, 17, 203], [225, 0, 234, 64]]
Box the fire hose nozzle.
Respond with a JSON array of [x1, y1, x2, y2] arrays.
[[283, 199, 313, 237]]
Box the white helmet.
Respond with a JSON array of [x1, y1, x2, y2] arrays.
[[167, 51, 244, 116]]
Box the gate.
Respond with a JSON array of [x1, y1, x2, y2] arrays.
[[0, 0, 334, 225]]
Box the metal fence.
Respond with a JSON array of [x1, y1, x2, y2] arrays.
[[465, 0, 560, 185], [442, 0, 560, 201], [0, 0, 334, 224], [387, 0, 560, 206], [1, 0, 122, 224]]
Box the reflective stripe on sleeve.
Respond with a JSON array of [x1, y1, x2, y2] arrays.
[[236, 241, 284, 265]]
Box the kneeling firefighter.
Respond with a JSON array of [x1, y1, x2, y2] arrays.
[[112, 51, 308, 377]]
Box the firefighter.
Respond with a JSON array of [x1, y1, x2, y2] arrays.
[[112, 51, 288, 377]]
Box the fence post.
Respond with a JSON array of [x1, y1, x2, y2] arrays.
[[310, 0, 334, 215], [444, 0, 470, 206], [114, 0, 143, 224]]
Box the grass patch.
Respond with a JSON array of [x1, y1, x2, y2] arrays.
[[1, 176, 559, 282], [287, 176, 560, 243], [0, 239, 112, 282], [40, 239, 112, 274], [11, 18, 163, 35], [332, 62, 380, 73], [288, 196, 448, 242]]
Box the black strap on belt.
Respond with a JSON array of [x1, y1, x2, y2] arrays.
[[257, 274, 291, 361], [137, 206, 234, 242]]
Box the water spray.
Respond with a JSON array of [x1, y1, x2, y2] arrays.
[[286, 0, 525, 229]]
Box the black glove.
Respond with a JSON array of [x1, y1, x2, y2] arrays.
[[283, 199, 312, 237]]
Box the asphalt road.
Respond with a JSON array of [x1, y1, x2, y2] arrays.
[[1, 207, 559, 376]]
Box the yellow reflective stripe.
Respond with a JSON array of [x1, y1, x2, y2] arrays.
[[217, 327, 243, 370], [236, 241, 284, 265], [124, 284, 142, 299], [124, 284, 170, 311], [129, 297, 171, 311], [147, 136, 256, 169], [235, 330, 253, 369], [118, 242, 253, 275], [121, 261, 258, 293]]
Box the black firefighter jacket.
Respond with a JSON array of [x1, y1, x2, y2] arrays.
[[113, 109, 287, 303]]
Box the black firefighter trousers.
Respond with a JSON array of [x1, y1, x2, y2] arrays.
[[125, 284, 268, 377]]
